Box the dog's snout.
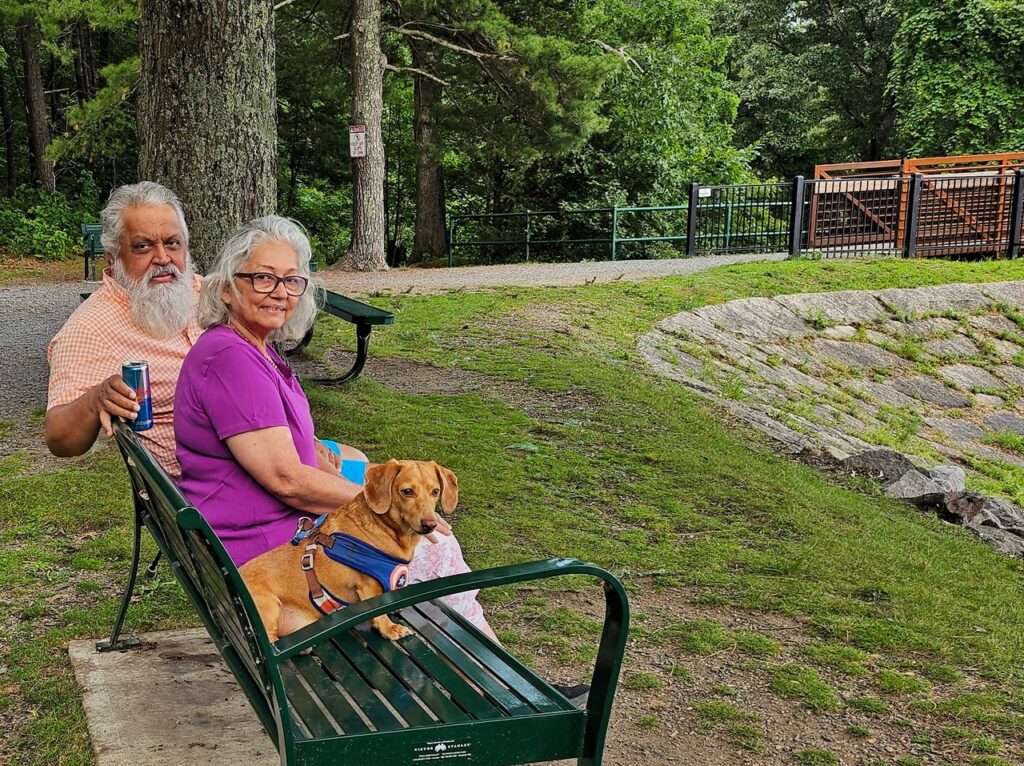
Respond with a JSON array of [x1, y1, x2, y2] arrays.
[[420, 520, 438, 534]]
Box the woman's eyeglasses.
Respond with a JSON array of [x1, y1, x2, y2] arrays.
[[234, 272, 309, 296]]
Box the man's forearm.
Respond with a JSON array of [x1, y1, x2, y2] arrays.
[[44, 394, 102, 457]]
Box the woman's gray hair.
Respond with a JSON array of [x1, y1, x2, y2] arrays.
[[197, 215, 321, 343], [100, 181, 189, 258]]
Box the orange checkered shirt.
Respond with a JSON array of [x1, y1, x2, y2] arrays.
[[47, 271, 203, 478]]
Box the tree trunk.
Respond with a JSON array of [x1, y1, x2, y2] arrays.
[[18, 18, 55, 191], [138, 0, 277, 273], [411, 41, 447, 263], [0, 67, 15, 195], [73, 19, 96, 105], [342, 0, 387, 271]]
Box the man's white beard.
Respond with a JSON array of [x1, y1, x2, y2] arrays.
[[112, 256, 196, 338]]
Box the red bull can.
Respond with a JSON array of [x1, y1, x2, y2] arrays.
[[121, 361, 154, 431]]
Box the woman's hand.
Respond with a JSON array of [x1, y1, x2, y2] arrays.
[[314, 440, 341, 474], [424, 513, 453, 543]]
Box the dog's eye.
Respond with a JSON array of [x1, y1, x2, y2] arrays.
[[400, 488, 414, 497], [431, 488, 440, 496]]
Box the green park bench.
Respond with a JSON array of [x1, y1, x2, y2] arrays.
[[81, 222, 104, 281], [279, 287, 396, 385], [102, 420, 629, 765], [79, 283, 393, 384]]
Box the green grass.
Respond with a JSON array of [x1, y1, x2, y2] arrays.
[[801, 641, 871, 676], [5, 257, 1024, 764], [980, 430, 1024, 456], [877, 669, 931, 695], [793, 748, 840, 766], [769, 664, 841, 712], [693, 701, 764, 752], [660, 619, 781, 657]]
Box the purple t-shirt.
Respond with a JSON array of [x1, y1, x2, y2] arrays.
[[174, 325, 316, 566]]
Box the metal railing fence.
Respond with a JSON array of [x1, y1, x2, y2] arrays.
[[447, 169, 1024, 265]]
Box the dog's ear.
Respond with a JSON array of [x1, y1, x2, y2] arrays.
[[433, 462, 459, 513], [363, 460, 401, 515]]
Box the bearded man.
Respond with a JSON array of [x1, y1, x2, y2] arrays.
[[45, 181, 201, 478]]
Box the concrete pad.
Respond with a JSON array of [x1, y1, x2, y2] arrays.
[[69, 628, 277, 766]]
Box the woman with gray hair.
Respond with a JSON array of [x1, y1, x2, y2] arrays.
[[173, 216, 494, 636]]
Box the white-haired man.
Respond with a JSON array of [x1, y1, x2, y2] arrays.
[[45, 181, 201, 477]]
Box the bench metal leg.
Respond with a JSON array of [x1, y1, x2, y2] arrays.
[[281, 326, 314, 357], [311, 322, 372, 385], [96, 502, 144, 652]]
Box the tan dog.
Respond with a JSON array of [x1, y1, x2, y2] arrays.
[[241, 459, 458, 642]]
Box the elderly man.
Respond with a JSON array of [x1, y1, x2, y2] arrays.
[[45, 181, 201, 477]]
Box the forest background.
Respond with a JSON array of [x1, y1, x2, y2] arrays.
[[0, 0, 1022, 268]]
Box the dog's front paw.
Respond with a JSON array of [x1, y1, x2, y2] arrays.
[[374, 617, 412, 641]]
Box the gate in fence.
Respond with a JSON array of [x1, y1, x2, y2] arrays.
[[447, 167, 1024, 266]]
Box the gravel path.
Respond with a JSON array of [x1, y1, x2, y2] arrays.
[[0, 253, 784, 420], [317, 252, 786, 295], [1, 282, 90, 419]]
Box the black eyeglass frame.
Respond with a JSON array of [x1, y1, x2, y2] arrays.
[[234, 272, 310, 296]]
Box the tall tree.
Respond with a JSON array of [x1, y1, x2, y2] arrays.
[[137, 0, 276, 271], [891, 0, 1024, 155], [720, 0, 899, 177], [0, 46, 15, 193], [17, 14, 54, 190], [341, 0, 387, 270], [389, 1, 618, 262], [409, 39, 445, 262]]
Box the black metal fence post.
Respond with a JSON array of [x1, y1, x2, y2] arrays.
[[686, 183, 699, 256], [1008, 169, 1024, 259], [903, 173, 923, 258], [789, 176, 805, 257]]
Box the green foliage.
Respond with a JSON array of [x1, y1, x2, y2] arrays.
[[285, 184, 352, 266], [49, 57, 140, 169], [0, 175, 101, 260], [891, 0, 1024, 155]]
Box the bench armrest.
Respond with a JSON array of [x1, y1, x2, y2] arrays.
[[272, 557, 626, 659]]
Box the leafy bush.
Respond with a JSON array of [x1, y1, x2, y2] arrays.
[[284, 184, 351, 267], [0, 175, 101, 261]]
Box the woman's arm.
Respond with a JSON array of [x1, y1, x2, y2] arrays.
[[226, 426, 363, 515]]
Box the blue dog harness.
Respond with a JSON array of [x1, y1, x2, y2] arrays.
[[291, 515, 410, 616]]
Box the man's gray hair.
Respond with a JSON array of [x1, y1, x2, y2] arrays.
[[198, 215, 320, 343], [100, 181, 190, 259]]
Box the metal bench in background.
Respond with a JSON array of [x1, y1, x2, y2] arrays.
[[81, 222, 104, 281], [279, 287, 396, 384]]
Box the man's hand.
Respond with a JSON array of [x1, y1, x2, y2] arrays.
[[92, 374, 139, 436], [314, 440, 341, 474]]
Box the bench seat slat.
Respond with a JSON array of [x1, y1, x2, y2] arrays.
[[417, 602, 568, 713], [331, 629, 437, 729], [401, 608, 533, 717], [388, 618, 505, 721], [289, 653, 370, 736], [314, 639, 404, 732], [280, 661, 339, 739], [357, 624, 471, 725]]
